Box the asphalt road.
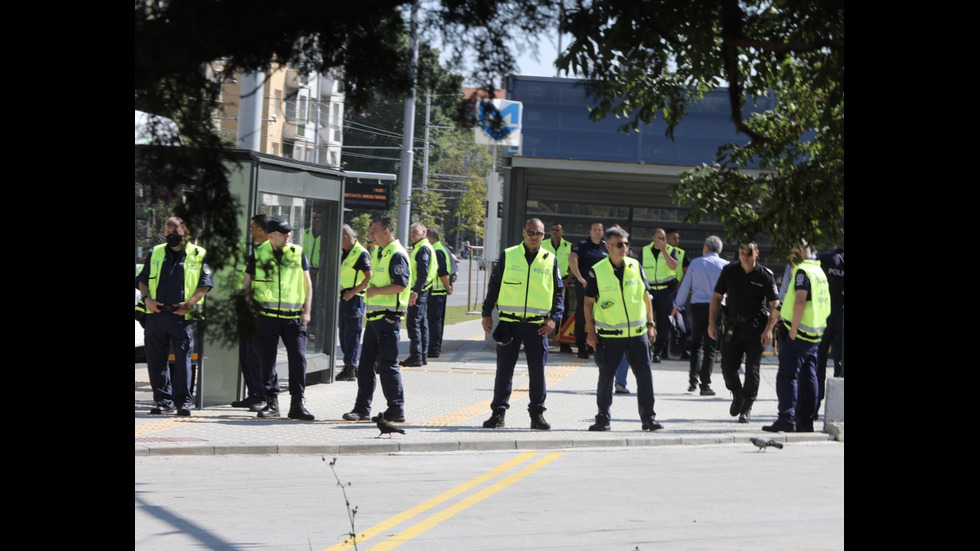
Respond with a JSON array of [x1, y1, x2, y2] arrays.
[[135, 441, 844, 550]]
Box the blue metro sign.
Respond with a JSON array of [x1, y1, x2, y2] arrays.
[[477, 100, 522, 143]]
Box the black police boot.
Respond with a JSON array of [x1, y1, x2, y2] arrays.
[[257, 394, 280, 418], [482, 409, 506, 428], [336, 365, 357, 381], [288, 395, 315, 420]]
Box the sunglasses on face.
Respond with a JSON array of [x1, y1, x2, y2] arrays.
[[614, 242, 630, 249], [525, 230, 545, 237]]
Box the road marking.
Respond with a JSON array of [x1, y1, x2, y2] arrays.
[[365, 452, 564, 550], [324, 452, 542, 551]]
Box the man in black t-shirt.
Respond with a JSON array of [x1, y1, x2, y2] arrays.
[[708, 242, 779, 424]]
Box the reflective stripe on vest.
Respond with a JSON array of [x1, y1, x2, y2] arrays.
[[409, 238, 437, 292], [779, 260, 831, 342], [496, 244, 556, 321], [642, 243, 678, 288], [541, 238, 571, 277], [252, 241, 306, 318], [339, 241, 369, 297], [138, 242, 207, 320], [366, 240, 411, 320], [591, 257, 647, 338], [431, 241, 451, 295]]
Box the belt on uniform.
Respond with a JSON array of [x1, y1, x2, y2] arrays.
[[499, 313, 547, 323]]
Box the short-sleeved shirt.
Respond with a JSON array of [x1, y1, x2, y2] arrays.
[[571, 239, 608, 276], [136, 246, 213, 305], [386, 250, 411, 289], [713, 262, 779, 319], [818, 248, 844, 307], [341, 245, 372, 274]]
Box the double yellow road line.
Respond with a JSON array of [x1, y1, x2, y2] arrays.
[[325, 451, 564, 551]]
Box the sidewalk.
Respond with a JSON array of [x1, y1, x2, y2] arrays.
[[135, 318, 842, 456]]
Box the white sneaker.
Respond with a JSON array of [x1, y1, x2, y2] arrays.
[[614, 383, 630, 394]]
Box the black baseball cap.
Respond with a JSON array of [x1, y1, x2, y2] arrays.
[[265, 217, 296, 234]]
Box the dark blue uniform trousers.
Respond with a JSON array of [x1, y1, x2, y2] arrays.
[[775, 335, 819, 427], [255, 315, 307, 398], [339, 295, 365, 369], [594, 336, 657, 422], [238, 331, 263, 400], [354, 316, 405, 417], [816, 305, 843, 413], [426, 292, 447, 356], [144, 312, 195, 408], [405, 290, 429, 361], [491, 321, 548, 414]]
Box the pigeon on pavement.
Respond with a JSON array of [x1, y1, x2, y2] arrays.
[[750, 437, 783, 452], [374, 412, 406, 438]]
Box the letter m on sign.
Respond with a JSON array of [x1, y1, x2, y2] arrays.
[[475, 99, 522, 146]]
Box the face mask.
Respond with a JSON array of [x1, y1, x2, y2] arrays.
[[166, 233, 184, 248]]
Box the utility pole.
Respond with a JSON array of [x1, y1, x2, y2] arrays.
[[237, 71, 265, 151], [396, 0, 420, 245]]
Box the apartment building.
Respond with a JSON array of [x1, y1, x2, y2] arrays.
[[210, 61, 345, 169]]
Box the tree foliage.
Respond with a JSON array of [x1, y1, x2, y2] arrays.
[[557, 0, 844, 255]]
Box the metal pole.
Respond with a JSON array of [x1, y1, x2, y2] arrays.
[[396, 1, 420, 245], [237, 71, 265, 151], [422, 93, 431, 194]]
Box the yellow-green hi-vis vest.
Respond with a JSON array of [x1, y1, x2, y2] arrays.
[[591, 256, 647, 338], [136, 242, 207, 320], [252, 241, 307, 319], [780, 260, 831, 342], [496, 244, 556, 322], [366, 240, 412, 321], [340, 241, 369, 297]]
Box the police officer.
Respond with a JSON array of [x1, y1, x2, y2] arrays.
[[401, 222, 436, 367], [426, 227, 453, 359], [638, 228, 680, 362], [136, 216, 212, 416], [481, 218, 564, 430], [242, 217, 315, 420], [336, 224, 372, 382], [568, 222, 607, 358], [708, 241, 779, 424], [816, 242, 844, 415], [584, 226, 663, 431], [764, 245, 831, 433], [542, 222, 573, 353], [231, 213, 269, 410], [343, 216, 410, 422], [303, 210, 323, 283]]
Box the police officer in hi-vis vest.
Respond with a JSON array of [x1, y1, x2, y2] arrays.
[[343, 217, 411, 423], [763, 243, 830, 433], [638, 228, 681, 362], [542, 222, 573, 353], [242, 217, 315, 421], [336, 224, 372, 382], [401, 222, 436, 367], [136, 216, 212, 417], [426, 227, 453, 359], [584, 226, 664, 432], [481, 218, 564, 430]]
